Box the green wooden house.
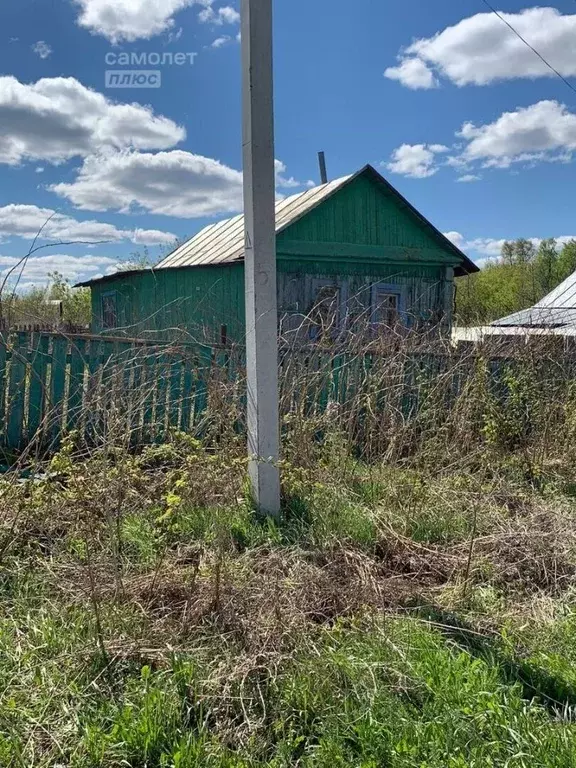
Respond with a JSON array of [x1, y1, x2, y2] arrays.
[[78, 165, 477, 343]]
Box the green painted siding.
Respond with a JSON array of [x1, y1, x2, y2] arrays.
[[278, 174, 455, 263], [88, 173, 459, 340], [91, 264, 245, 342], [277, 261, 451, 334]]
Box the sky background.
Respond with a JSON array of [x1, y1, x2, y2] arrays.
[[1, 0, 576, 288]]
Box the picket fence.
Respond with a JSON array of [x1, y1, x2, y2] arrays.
[[2, 327, 571, 456], [0, 330, 230, 452]]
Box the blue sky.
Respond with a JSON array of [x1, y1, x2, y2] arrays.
[[1, 0, 576, 288]]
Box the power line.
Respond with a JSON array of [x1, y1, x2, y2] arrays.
[[480, 0, 576, 97]]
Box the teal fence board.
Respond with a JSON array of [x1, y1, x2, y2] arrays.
[[0, 331, 224, 452], [1, 329, 569, 456]]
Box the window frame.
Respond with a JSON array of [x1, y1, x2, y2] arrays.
[[370, 282, 406, 330], [101, 290, 119, 330]]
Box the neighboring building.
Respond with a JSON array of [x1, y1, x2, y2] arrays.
[[492, 270, 576, 332], [77, 165, 478, 343]]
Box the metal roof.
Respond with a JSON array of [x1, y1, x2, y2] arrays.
[[155, 164, 477, 274], [454, 325, 576, 341], [77, 165, 476, 288], [493, 270, 576, 328], [156, 174, 353, 269]]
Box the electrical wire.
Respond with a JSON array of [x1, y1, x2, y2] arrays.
[[480, 0, 576, 97]]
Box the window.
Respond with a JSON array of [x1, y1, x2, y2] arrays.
[[101, 291, 118, 329], [309, 281, 341, 340], [371, 284, 404, 330]]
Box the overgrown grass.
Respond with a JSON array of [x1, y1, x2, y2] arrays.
[[4, 339, 576, 765]]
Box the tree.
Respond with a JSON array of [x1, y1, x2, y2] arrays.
[[557, 240, 576, 283], [455, 237, 576, 326], [533, 238, 558, 297]]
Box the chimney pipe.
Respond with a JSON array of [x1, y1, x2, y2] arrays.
[[318, 151, 328, 184]]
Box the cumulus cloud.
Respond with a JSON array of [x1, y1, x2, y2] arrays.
[[211, 35, 231, 48], [444, 232, 576, 260], [73, 0, 238, 41], [0, 76, 185, 165], [73, 0, 197, 43], [443, 231, 466, 250], [274, 159, 300, 189], [457, 100, 576, 169], [200, 4, 239, 24], [387, 100, 576, 179], [385, 7, 576, 89], [32, 41, 52, 59], [386, 143, 448, 178], [51, 150, 245, 218], [384, 57, 437, 89], [51, 151, 309, 218], [0, 204, 176, 246], [0, 253, 120, 288]]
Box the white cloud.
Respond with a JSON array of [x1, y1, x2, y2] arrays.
[[52, 151, 312, 217], [35, 167, 44, 174], [388, 100, 576, 180], [0, 76, 185, 166], [217, 6, 239, 23], [443, 231, 466, 250], [211, 35, 231, 48], [32, 41, 52, 59], [385, 7, 576, 89], [51, 150, 244, 218], [443, 232, 576, 260], [0, 253, 120, 288], [131, 228, 178, 245], [386, 143, 447, 178], [0, 204, 176, 245], [199, 3, 240, 25], [73, 0, 196, 43], [166, 26, 183, 43], [274, 159, 300, 189], [384, 57, 437, 89], [457, 100, 576, 169]]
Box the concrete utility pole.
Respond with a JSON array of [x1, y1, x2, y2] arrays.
[[241, 0, 281, 516]]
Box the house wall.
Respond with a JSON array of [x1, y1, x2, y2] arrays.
[[90, 263, 245, 342], [90, 259, 453, 341], [277, 261, 452, 337], [89, 174, 460, 340], [278, 174, 458, 263]]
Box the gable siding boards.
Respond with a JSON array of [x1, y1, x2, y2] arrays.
[[279, 175, 452, 261]]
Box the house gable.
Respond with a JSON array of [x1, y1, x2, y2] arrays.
[[277, 170, 467, 271]]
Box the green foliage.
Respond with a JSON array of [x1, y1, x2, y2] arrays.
[[5, 418, 576, 763], [1, 270, 91, 326], [456, 237, 576, 325]]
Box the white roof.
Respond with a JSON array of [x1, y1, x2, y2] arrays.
[[494, 269, 576, 328], [454, 325, 576, 342], [157, 175, 352, 269], [536, 270, 576, 309]]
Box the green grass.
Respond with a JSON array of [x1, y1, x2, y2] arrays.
[[3, 438, 576, 765]]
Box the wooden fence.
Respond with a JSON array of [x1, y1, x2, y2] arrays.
[[2, 328, 573, 456], [0, 330, 229, 452]]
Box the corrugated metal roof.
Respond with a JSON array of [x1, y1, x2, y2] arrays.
[[493, 271, 576, 328], [155, 164, 477, 275], [493, 307, 576, 327], [157, 175, 352, 269], [454, 325, 576, 341], [535, 270, 576, 309]]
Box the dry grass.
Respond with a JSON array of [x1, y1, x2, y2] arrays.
[[2, 332, 576, 764]]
